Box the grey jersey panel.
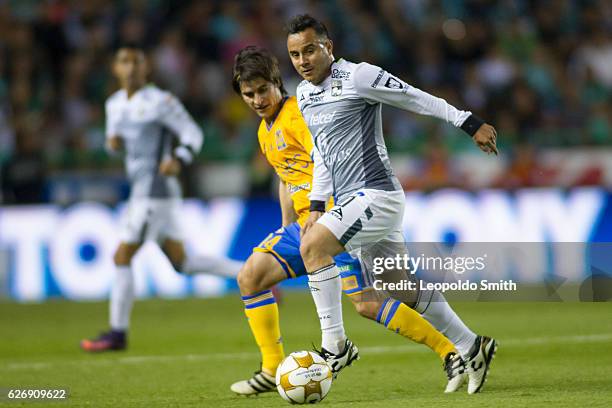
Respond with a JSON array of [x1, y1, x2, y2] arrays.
[[298, 61, 401, 202], [106, 86, 182, 199]]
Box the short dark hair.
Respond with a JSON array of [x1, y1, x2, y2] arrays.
[[286, 14, 329, 39], [231, 46, 287, 96]]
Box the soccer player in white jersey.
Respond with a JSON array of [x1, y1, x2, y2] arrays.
[[80, 45, 216, 351], [286, 15, 498, 394]]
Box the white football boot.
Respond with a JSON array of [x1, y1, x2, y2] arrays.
[[230, 369, 276, 396], [444, 351, 467, 393], [317, 338, 359, 378], [465, 335, 498, 394]]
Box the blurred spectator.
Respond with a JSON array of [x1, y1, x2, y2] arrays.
[[1, 123, 46, 204], [0, 0, 610, 199]]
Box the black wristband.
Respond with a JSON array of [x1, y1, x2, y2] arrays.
[[460, 114, 485, 137], [310, 200, 326, 212]]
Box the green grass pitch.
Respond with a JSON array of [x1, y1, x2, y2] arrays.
[[1, 293, 611, 407]]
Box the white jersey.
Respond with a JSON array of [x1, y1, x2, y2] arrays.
[[105, 84, 203, 198], [297, 59, 472, 203]]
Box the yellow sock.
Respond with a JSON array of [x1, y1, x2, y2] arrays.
[[377, 298, 456, 360], [242, 290, 285, 374]]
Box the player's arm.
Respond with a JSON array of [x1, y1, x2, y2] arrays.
[[302, 145, 333, 237], [279, 180, 298, 227], [158, 93, 204, 175], [353, 63, 498, 155], [105, 101, 123, 153]]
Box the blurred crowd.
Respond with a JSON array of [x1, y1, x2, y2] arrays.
[[1, 0, 611, 203]]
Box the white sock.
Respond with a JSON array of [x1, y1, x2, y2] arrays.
[[308, 264, 346, 354], [415, 289, 477, 357], [181, 254, 243, 278], [110, 265, 134, 331]]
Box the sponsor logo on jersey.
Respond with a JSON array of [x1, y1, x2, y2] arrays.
[[331, 79, 343, 96], [330, 206, 343, 220], [309, 89, 326, 103], [384, 76, 404, 89], [331, 68, 351, 80], [309, 111, 336, 126], [371, 69, 385, 88], [287, 182, 311, 194]]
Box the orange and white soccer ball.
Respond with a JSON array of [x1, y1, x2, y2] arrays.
[[275, 351, 333, 404]]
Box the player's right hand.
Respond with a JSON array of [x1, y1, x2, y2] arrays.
[[106, 136, 123, 151], [301, 211, 323, 238]]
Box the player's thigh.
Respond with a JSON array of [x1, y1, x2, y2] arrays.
[[149, 199, 183, 243], [318, 189, 405, 254], [118, 198, 151, 244], [254, 223, 308, 279], [238, 252, 287, 296], [160, 238, 186, 269], [300, 222, 344, 263], [114, 242, 142, 265]]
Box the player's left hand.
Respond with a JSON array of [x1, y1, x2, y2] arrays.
[[472, 124, 498, 155], [159, 158, 182, 176], [301, 211, 323, 238]]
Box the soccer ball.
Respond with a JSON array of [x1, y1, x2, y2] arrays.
[[275, 351, 333, 404]]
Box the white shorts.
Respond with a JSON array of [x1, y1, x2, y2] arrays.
[[318, 189, 406, 254], [119, 198, 183, 244]]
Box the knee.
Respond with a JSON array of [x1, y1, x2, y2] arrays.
[[161, 242, 186, 272], [352, 299, 381, 321], [237, 258, 266, 295], [113, 245, 137, 266], [166, 252, 186, 272], [299, 234, 322, 263]]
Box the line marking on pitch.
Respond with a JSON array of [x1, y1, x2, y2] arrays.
[[3, 333, 612, 371]]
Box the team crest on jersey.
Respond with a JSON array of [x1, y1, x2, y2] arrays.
[[275, 129, 287, 150], [331, 79, 343, 96]]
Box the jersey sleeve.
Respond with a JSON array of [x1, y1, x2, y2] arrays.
[[157, 92, 204, 165], [105, 100, 119, 139], [353, 62, 471, 127]]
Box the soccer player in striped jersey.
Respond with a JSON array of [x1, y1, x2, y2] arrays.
[[229, 46, 466, 396], [287, 15, 498, 394], [80, 45, 216, 352]]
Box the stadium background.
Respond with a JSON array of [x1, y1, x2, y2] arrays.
[[0, 0, 611, 300], [1, 2, 611, 407]]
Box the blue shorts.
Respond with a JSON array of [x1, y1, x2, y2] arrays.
[[253, 222, 368, 296]]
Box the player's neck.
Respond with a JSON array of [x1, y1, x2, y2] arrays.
[[124, 84, 146, 99], [311, 66, 332, 86], [264, 99, 285, 126]]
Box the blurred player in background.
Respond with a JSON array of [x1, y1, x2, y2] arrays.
[[229, 46, 466, 396], [80, 45, 223, 352], [287, 15, 498, 394]]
